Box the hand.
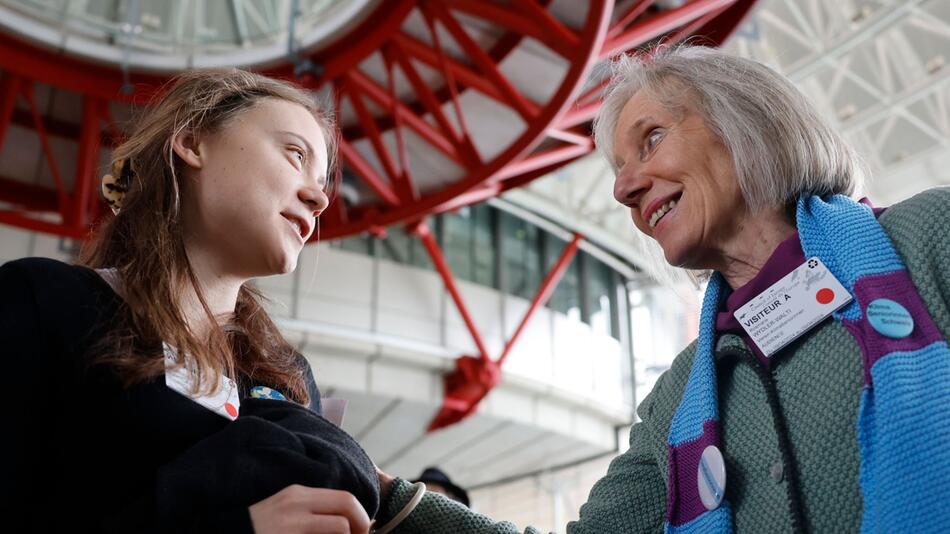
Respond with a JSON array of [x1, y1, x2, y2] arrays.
[[249, 485, 370, 534]]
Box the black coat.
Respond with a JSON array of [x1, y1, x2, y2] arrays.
[[0, 258, 378, 533]]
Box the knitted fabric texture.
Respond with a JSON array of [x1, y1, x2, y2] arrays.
[[381, 188, 950, 534], [666, 194, 950, 533], [799, 195, 950, 532], [664, 272, 732, 532]]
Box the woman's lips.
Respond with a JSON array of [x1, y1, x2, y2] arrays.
[[644, 193, 682, 229]]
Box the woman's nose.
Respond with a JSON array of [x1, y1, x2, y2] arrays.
[[613, 166, 649, 207], [300, 186, 330, 217]]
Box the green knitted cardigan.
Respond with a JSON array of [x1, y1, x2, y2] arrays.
[[380, 187, 950, 534]]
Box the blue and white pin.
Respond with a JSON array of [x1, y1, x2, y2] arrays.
[[250, 386, 287, 401], [698, 445, 727, 511]]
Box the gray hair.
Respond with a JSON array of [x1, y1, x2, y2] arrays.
[[594, 45, 866, 212], [593, 45, 867, 285]]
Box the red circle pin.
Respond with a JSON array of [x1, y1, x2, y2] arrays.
[[816, 288, 835, 305], [225, 403, 238, 418]]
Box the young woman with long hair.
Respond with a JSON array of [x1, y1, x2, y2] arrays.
[[1, 69, 377, 533]]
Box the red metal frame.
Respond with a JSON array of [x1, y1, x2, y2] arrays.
[[414, 221, 491, 361], [0, 0, 759, 429], [418, 221, 585, 431], [0, 0, 756, 241], [497, 232, 582, 367]]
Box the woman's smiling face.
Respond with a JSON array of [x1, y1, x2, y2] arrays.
[[611, 87, 746, 270], [178, 98, 330, 279]]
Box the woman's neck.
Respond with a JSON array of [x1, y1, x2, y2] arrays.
[[711, 208, 796, 290], [180, 243, 244, 339]]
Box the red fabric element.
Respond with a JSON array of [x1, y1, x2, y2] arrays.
[[427, 355, 501, 432]]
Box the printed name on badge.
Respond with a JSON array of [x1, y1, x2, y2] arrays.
[[734, 257, 852, 357]]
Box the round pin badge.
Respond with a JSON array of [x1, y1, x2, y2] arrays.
[[866, 298, 914, 339], [697, 445, 726, 511], [250, 385, 287, 401]]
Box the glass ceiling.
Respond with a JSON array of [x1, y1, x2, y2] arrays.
[[0, 0, 376, 70]]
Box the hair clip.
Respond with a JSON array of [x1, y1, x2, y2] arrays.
[[101, 159, 132, 214]]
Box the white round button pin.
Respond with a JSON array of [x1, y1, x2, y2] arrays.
[[697, 445, 726, 510]]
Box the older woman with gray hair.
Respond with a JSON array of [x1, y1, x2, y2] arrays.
[[373, 45, 950, 534]]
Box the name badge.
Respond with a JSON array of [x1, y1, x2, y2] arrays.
[[164, 344, 241, 420], [734, 257, 852, 357]]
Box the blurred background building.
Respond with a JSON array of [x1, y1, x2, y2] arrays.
[[0, 0, 946, 531]]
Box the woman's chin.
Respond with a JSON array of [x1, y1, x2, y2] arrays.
[[276, 255, 298, 275], [660, 243, 691, 269], [260, 248, 299, 276]]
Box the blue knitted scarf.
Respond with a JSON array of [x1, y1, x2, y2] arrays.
[[664, 195, 950, 533]]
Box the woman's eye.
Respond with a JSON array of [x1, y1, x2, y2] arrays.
[[290, 147, 306, 164], [644, 128, 664, 154]]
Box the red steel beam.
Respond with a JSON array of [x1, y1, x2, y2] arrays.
[[555, 100, 603, 130], [414, 221, 491, 361], [420, 7, 481, 169], [322, 0, 613, 239], [9, 108, 116, 147], [660, 2, 731, 46], [600, 0, 738, 60], [391, 31, 509, 105], [69, 97, 102, 229], [383, 52, 420, 202], [497, 232, 582, 367], [0, 74, 20, 151], [403, 145, 587, 220], [0, 0, 757, 243], [425, 183, 502, 215], [490, 141, 593, 183], [421, 1, 542, 120], [346, 80, 409, 195], [337, 140, 402, 206], [0, 210, 87, 238], [691, 0, 758, 45], [0, 175, 58, 211], [318, 191, 349, 230], [384, 43, 482, 169], [545, 127, 594, 147], [444, 0, 579, 57], [344, 69, 462, 163], [21, 84, 68, 213], [267, 0, 416, 84], [0, 33, 163, 103], [512, 0, 585, 50], [608, 0, 656, 39]]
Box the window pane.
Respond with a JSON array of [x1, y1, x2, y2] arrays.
[[333, 234, 372, 256], [443, 208, 474, 282], [546, 236, 581, 319], [409, 233, 434, 270], [585, 255, 616, 338], [472, 204, 496, 288], [501, 211, 540, 299], [380, 227, 411, 264]]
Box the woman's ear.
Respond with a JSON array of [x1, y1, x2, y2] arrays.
[[171, 129, 203, 170]]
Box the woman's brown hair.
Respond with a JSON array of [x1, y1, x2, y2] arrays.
[[82, 68, 337, 404]]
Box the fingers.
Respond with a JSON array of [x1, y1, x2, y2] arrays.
[[281, 485, 371, 533], [249, 485, 371, 534], [305, 514, 353, 533]]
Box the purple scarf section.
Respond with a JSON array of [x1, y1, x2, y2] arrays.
[[666, 420, 722, 525], [716, 201, 885, 365]]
